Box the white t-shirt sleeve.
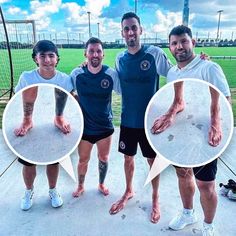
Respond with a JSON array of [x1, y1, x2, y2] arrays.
[[64, 75, 74, 92], [205, 63, 231, 97], [14, 72, 28, 93]]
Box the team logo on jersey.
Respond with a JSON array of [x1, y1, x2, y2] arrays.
[[119, 141, 126, 150], [140, 60, 151, 71], [101, 79, 110, 88]]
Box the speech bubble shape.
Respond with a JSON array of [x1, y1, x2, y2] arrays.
[[59, 155, 76, 182], [144, 79, 234, 185], [2, 84, 83, 165], [144, 155, 170, 186]]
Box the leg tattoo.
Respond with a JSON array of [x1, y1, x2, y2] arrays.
[[23, 102, 34, 117], [99, 160, 108, 184], [79, 175, 85, 185], [72, 175, 85, 198]]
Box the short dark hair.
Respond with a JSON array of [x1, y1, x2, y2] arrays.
[[169, 25, 192, 40], [85, 37, 103, 49], [32, 40, 60, 66], [32, 40, 59, 58], [121, 12, 140, 25]]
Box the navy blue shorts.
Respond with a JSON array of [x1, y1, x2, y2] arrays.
[[82, 129, 114, 144], [118, 125, 156, 158], [193, 159, 217, 181], [18, 158, 59, 166]]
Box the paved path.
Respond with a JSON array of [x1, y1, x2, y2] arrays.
[[0, 128, 235, 236]]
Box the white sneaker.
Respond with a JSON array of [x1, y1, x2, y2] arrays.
[[21, 189, 34, 211], [169, 209, 198, 230], [49, 188, 63, 208], [202, 223, 215, 236], [227, 189, 236, 200]]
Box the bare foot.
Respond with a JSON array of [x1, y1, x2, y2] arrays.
[[208, 125, 222, 147], [54, 116, 71, 134], [151, 101, 185, 134], [98, 184, 109, 196], [14, 117, 33, 136], [109, 191, 134, 215], [150, 199, 160, 224], [72, 185, 84, 198]]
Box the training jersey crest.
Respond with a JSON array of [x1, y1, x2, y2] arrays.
[[140, 60, 151, 71]]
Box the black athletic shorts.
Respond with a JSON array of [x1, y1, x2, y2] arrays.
[[193, 159, 217, 181], [118, 125, 156, 158], [82, 129, 114, 144], [18, 158, 59, 166]]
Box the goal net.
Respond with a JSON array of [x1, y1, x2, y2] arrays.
[[0, 7, 36, 101]]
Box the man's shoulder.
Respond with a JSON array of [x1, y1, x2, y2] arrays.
[[104, 65, 115, 72], [56, 70, 69, 79], [104, 66, 117, 77], [20, 69, 37, 78], [116, 50, 126, 61], [145, 45, 165, 55], [70, 67, 85, 77], [168, 64, 178, 72], [167, 65, 178, 78], [196, 56, 222, 72]]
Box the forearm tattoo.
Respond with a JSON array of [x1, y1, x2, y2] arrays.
[[79, 175, 85, 185], [99, 160, 108, 184], [54, 88, 68, 116], [23, 102, 34, 117]]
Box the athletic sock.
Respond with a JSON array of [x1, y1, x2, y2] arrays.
[[183, 208, 194, 215], [203, 221, 214, 227]]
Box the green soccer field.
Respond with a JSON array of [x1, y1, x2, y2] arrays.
[[0, 47, 236, 127]]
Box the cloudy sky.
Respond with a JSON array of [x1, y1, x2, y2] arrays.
[[0, 0, 235, 42]]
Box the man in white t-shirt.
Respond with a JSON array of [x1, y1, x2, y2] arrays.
[[151, 25, 231, 236], [14, 40, 73, 211]]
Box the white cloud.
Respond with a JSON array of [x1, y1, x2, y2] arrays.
[[153, 10, 182, 33], [61, 2, 86, 27], [0, 0, 9, 4], [27, 0, 62, 30], [62, 0, 111, 28], [99, 19, 121, 41], [7, 7, 27, 15], [152, 10, 195, 38], [85, 0, 110, 16]]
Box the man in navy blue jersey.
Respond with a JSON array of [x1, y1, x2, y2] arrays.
[[71, 37, 120, 197], [109, 12, 172, 223]]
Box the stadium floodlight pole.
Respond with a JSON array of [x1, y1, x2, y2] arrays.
[[97, 22, 100, 38], [182, 0, 189, 26], [135, 0, 138, 14], [216, 10, 223, 42], [87, 11, 91, 38]]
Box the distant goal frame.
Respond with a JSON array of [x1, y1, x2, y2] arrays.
[[0, 6, 36, 101]]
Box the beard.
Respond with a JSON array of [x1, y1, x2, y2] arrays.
[[174, 49, 193, 62], [90, 58, 101, 68], [126, 38, 137, 48]]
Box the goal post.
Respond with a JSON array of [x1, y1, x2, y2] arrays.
[[0, 6, 36, 101]]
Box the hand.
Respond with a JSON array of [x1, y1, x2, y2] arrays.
[[200, 51, 210, 61], [78, 61, 87, 67]]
